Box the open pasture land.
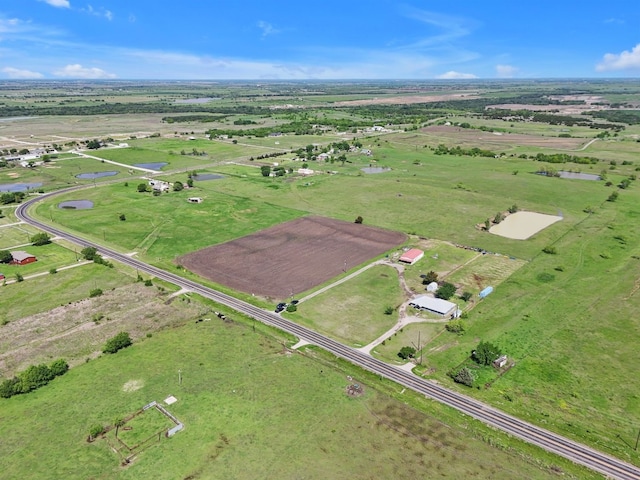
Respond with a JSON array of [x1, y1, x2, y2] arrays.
[[0, 242, 79, 278], [292, 264, 404, 346], [34, 183, 305, 265], [178, 216, 407, 299], [0, 314, 578, 480], [0, 280, 202, 375], [0, 222, 39, 249], [370, 322, 445, 364], [419, 125, 587, 150]]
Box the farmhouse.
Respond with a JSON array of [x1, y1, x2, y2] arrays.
[[148, 180, 170, 192], [399, 248, 424, 265], [10, 251, 37, 265], [409, 294, 456, 317]]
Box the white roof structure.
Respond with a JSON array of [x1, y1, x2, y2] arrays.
[[426, 281, 438, 292], [409, 295, 456, 316]]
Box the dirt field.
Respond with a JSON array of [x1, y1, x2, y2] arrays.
[[0, 283, 204, 375], [333, 93, 479, 107], [420, 125, 586, 149], [177, 216, 407, 299], [489, 211, 563, 240]]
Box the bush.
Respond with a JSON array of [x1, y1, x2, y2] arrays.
[[607, 191, 619, 202], [398, 346, 416, 360], [354, 216, 363, 224], [15, 273, 24, 282], [286, 303, 297, 313], [89, 424, 105, 439], [144, 279, 153, 287], [80, 247, 98, 260], [30, 232, 51, 246], [460, 291, 473, 302], [89, 288, 103, 298], [49, 359, 69, 377], [49, 268, 57, 274], [472, 341, 502, 366], [542, 246, 557, 255], [103, 332, 132, 354], [435, 282, 456, 300], [0, 358, 69, 398], [453, 367, 475, 387], [384, 306, 394, 315], [445, 319, 467, 335]]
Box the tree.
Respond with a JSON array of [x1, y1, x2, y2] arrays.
[[435, 282, 456, 300], [81, 247, 98, 260], [89, 288, 103, 298], [86, 139, 101, 150], [0, 250, 12, 263], [173, 181, 184, 191], [422, 271, 438, 284], [30, 232, 51, 246], [19, 364, 54, 393], [398, 346, 416, 360], [49, 359, 69, 377], [286, 303, 297, 313], [460, 291, 473, 302], [103, 332, 132, 354], [384, 305, 394, 315], [472, 341, 502, 366], [137, 183, 149, 193], [453, 367, 475, 387], [186, 178, 194, 188], [445, 319, 467, 335], [119, 213, 126, 221], [260, 165, 271, 177], [15, 273, 24, 282], [354, 216, 363, 224], [607, 191, 619, 202], [508, 204, 519, 214], [493, 212, 504, 224]]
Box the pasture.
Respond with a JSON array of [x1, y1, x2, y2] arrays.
[[0, 312, 580, 480]]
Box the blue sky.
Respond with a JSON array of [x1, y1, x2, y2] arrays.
[[1, 0, 639, 80]]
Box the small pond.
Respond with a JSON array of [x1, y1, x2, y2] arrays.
[[0, 182, 43, 192], [361, 167, 391, 174], [75, 171, 118, 179], [558, 171, 601, 181], [134, 162, 168, 171], [58, 200, 94, 210], [192, 174, 224, 181]]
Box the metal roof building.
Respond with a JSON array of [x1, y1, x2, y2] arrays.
[[399, 248, 424, 265], [409, 295, 456, 316]]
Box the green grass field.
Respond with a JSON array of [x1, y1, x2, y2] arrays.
[[0, 313, 590, 480]]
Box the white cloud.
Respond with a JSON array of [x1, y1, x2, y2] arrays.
[[257, 21, 279, 38], [39, 0, 70, 7], [596, 44, 640, 71], [496, 64, 518, 78], [437, 71, 477, 79], [80, 5, 113, 20], [53, 64, 116, 78], [2, 67, 44, 79]]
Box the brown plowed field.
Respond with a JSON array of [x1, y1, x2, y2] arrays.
[[177, 216, 407, 299]]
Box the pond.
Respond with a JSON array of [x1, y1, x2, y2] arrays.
[[192, 174, 224, 181], [558, 171, 601, 181], [361, 167, 391, 174], [0, 182, 43, 192], [58, 200, 94, 210], [75, 171, 119, 179], [134, 162, 168, 170], [133, 162, 169, 170]]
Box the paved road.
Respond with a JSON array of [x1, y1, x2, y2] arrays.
[[15, 189, 640, 480]]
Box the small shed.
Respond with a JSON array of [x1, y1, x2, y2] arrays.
[[479, 286, 494, 299], [493, 355, 508, 368], [426, 281, 438, 292], [10, 251, 37, 265], [399, 248, 424, 265]]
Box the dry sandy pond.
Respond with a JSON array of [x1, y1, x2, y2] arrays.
[[490, 211, 562, 240]]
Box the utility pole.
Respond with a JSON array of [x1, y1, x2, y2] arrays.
[[178, 369, 182, 386]]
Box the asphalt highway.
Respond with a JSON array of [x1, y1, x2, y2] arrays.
[[16, 190, 640, 480]]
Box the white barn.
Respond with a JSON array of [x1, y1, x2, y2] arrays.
[[409, 295, 456, 317]]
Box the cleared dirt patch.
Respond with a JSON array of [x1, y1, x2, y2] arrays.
[[420, 125, 585, 150], [177, 216, 407, 299], [489, 211, 562, 240]]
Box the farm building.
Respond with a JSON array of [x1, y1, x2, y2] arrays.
[[298, 168, 314, 176], [426, 281, 438, 293], [10, 251, 37, 265], [493, 355, 508, 368], [148, 180, 170, 192], [409, 295, 456, 317], [479, 286, 494, 299], [187, 197, 203, 203], [399, 248, 424, 265]]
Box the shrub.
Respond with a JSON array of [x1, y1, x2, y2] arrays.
[[30, 232, 51, 246], [398, 346, 416, 360], [460, 291, 473, 302], [15, 273, 24, 282], [89, 288, 103, 298], [472, 341, 502, 366], [144, 279, 153, 287], [542, 246, 557, 255], [354, 216, 363, 224], [445, 319, 467, 335], [453, 367, 475, 387], [384, 306, 394, 315], [103, 332, 132, 354], [89, 424, 105, 439], [286, 303, 297, 313], [607, 191, 619, 202]]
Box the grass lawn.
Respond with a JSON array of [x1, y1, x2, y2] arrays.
[[0, 242, 79, 278], [292, 264, 404, 346], [370, 322, 446, 365], [0, 314, 582, 480], [0, 223, 40, 249]]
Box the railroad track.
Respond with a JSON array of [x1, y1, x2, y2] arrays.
[[16, 190, 640, 480]]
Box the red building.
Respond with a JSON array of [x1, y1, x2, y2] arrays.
[[399, 248, 424, 265], [10, 251, 37, 266]]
